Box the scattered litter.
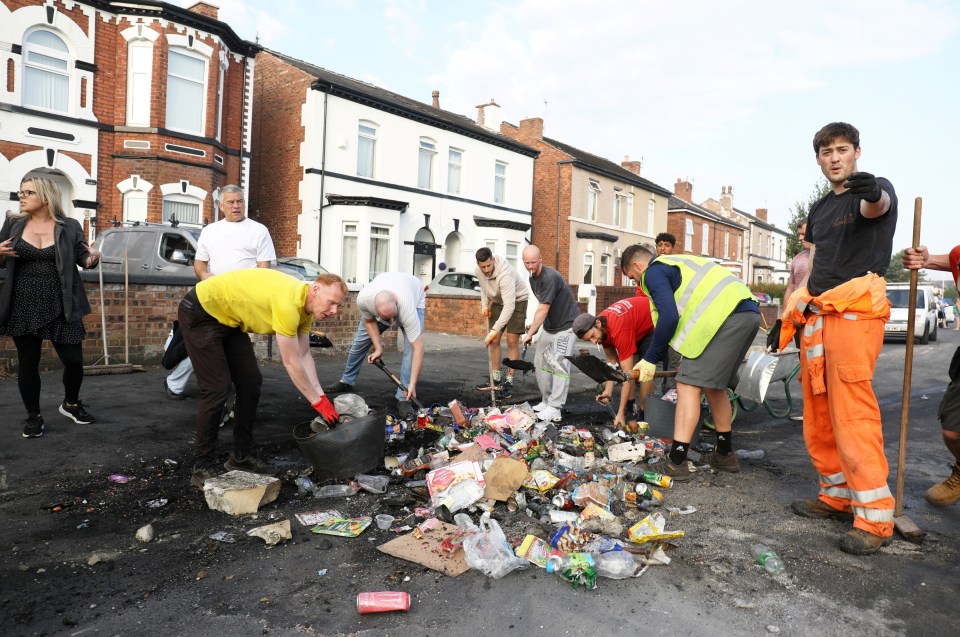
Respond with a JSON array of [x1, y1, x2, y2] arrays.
[[163, 459, 179, 469], [317, 569, 328, 577], [376, 514, 395, 530], [356, 474, 390, 494], [310, 516, 372, 537], [377, 520, 471, 576], [145, 498, 168, 508], [767, 626, 781, 634], [314, 483, 360, 498], [294, 476, 316, 495], [135, 524, 154, 543], [294, 510, 343, 526], [209, 531, 237, 543], [247, 519, 292, 547], [666, 505, 697, 515], [735, 449, 765, 460], [357, 591, 411, 614], [108, 474, 132, 484]]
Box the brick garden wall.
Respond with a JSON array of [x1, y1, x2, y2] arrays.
[[0, 282, 395, 374]]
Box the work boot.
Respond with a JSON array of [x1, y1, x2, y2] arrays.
[[499, 379, 514, 399], [163, 379, 186, 400], [790, 499, 854, 522], [22, 413, 44, 438], [326, 381, 353, 394], [924, 462, 960, 507], [191, 464, 220, 489], [658, 459, 694, 482], [702, 450, 740, 473], [224, 452, 279, 476], [838, 528, 892, 555]]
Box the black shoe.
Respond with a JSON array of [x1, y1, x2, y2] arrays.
[[163, 379, 186, 400], [22, 414, 44, 438], [59, 400, 95, 424], [191, 464, 220, 489], [326, 381, 353, 394], [499, 379, 514, 399], [224, 452, 279, 476]]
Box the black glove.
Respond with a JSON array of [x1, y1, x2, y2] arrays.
[[843, 172, 882, 203], [766, 319, 782, 353]]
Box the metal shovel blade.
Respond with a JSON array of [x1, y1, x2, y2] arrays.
[[565, 354, 630, 383], [735, 350, 784, 403]]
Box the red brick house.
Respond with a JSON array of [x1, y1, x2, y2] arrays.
[[1, 0, 257, 233], [668, 178, 748, 279]]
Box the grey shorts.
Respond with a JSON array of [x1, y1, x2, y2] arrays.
[[676, 311, 760, 390], [938, 346, 960, 432]]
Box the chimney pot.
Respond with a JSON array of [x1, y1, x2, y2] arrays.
[[431, 90, 440, 109]]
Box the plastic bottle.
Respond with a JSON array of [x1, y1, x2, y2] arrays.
[[751, 544, 785, 574], [314, 483, 358, 498], [594, 550, 639, 579], [294, 476, 316, 495]]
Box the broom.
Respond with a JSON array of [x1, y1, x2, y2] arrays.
[[84, 249, 139, 375]]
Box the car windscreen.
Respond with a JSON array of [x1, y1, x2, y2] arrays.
[[886, 289, 924, 309]]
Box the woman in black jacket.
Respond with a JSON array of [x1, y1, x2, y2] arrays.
[[0, 176, 101, 438]]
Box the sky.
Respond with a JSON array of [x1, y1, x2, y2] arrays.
[[181, 0, 960, 259]]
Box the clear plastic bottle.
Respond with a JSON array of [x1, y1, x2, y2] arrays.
[[294, 476, 316, 495], [751, 544, 785, 574], [594, 550, 638, 579], [313, 483, 358, 498]]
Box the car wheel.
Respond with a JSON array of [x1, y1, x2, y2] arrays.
[[920, 322, 930, 345], [930, 321, 938, 342]]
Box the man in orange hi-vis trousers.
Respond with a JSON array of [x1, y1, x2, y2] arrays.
[[777, 122, 898, 555]]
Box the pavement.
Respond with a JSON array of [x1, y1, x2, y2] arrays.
[[1, 327, 959, 636]]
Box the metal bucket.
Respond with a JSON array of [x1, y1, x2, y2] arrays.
[[293, 406, 386, 481], [735, 349, 799, 403]]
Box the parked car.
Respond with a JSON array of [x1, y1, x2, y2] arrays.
[[753, 292, 773, 305], [885, 283, 938, 344], [425, 271, 481, 296], [85, 223, 329, 285], [944, 304, 956, 326]]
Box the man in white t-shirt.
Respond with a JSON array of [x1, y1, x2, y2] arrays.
[[163, 185, 277, 399], [326, 272, 426, 401]]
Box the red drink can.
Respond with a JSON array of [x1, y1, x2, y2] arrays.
[[357, 591, 411, 614]]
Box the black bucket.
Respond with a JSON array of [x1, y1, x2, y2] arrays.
[[293, 406, 386, 481], [644, 394, 702, 439]]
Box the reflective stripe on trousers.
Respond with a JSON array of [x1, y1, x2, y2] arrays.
[[801, 312, 895, 537]]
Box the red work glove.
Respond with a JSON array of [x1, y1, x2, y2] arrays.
[[312, 395, 340, 425]]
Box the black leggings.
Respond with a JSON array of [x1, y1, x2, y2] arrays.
[[13, 334, 84, 414]]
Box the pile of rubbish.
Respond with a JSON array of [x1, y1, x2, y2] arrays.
[[296, 394, 707, 589]]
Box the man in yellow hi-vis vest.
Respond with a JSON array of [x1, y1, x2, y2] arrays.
[[622, 244, 760, 480]]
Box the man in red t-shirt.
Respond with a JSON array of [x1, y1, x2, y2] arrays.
[[902, 244, 960, 507], [572, 296, 655, 430]]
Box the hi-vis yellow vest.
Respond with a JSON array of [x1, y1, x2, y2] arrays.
[[640, 255, 757, 358]]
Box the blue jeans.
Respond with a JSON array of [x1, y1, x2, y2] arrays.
[[340, 308, 425, 400]]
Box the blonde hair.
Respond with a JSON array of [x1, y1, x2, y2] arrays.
[[19, 176, 67, 221]]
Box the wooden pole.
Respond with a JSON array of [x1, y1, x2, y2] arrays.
[[894, 197, 923, 541]]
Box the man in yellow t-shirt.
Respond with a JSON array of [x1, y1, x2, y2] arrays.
[[178, 268, 347, 488]]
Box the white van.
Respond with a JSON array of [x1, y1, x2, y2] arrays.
[[885, 283, 938, 344]]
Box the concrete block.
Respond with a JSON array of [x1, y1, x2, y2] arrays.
[[203, 470, 280, 516]]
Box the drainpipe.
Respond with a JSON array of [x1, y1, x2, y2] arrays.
[[556, 159, 575, 270], [315, 84, 331, 265]]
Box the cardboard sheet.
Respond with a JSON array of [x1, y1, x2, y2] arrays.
[[482, 457, 529, 501], [377, 521, 471, 577]]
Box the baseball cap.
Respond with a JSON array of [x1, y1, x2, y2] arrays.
[[572, 313, 597, 338]]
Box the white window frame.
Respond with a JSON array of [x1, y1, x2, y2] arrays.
[[684, 219, 694, 252], [737, 235, 742, 261], [369, 224, 391, 282], [162, 194, 202, 226], [647, 198, 655, 233], [505, 241, 519, 271], [125, 39, 153, 126], [215, 57, 226, 141], [122, 190, 148, 224], [447, 148, 462, 195], [587, 180, 601, 221], [612, 189, 624, 227], [341, 222, 359, 284], [723, 230, 729, 259], [494, 161, 507, 204], [418, 138, 437, 190], [599, 254, 610, 285], [358, 121, 378, 178], [701, 222, 709, 255], [626, 194, 634, 230], [485, 240, 497, 255], [22, 29, 72, 114], [166, 48, 208, 135], [583, 252, 594, 284]]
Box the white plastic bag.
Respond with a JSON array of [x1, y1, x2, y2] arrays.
[[461, 512, 528, 579]]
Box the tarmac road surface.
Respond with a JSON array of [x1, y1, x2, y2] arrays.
[[0, 328, 958, 637]]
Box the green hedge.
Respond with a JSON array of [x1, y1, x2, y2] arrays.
[[750, 282, 788, 301]]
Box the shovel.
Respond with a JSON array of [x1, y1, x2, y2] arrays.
[[372, 358, 425, 415], [565, 353, 676, 384], [502, 343, 534, 373]]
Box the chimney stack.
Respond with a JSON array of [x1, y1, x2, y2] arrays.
[[674, 178, 693, 203], [518, 117, 544, 140], [186, 1, 219, 19], [475, 99, 501, 132], [621, 155, 642, 176], [755, 208, 768, 222], [431, 90, 440, 109], [719, 185, 734, 213]]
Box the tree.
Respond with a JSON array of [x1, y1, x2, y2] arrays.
[[786, 178, 831, 259], [885, 249, 928, 283]]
